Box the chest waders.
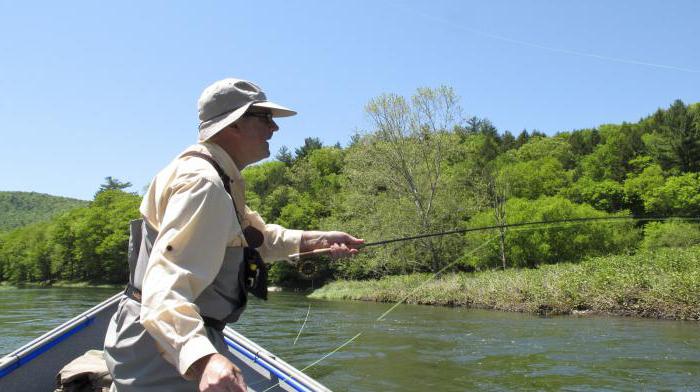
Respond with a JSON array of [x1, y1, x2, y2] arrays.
[[104, 152, 267, 392]]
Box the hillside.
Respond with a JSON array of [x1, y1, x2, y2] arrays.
[[0, 191, 88, 231]]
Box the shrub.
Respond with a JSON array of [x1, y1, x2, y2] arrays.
[[460, 196, 640, 270], [641, 221, 700, 251]]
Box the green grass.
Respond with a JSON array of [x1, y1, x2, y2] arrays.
[[310, 245, 700, 320]]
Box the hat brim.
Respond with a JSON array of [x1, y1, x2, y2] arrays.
[[251, 101, 297, 118], [198, 101, 296, 142]]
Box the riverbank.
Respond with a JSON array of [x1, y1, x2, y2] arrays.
[[310, 245, 700, 320], [0, 281, 123, 289]]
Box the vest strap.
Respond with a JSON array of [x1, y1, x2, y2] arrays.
[[180, 151, 264, 248], [181, 151, 232, 193]]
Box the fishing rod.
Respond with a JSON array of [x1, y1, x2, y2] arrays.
[[288, 215, 700, 261]]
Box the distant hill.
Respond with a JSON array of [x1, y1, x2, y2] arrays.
[[0, 191, 88, 231]]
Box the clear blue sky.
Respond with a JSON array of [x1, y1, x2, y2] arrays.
[[1, 0, 698, 200]]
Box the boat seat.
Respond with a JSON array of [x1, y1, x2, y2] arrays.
[[54, 349, 112, 392]]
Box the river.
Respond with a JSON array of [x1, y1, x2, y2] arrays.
[[1, 287, 699, 391]]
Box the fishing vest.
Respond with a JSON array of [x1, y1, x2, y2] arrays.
[[125, 151, 267, 329]]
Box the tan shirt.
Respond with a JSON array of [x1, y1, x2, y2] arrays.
[[138, 142, 303, 378]]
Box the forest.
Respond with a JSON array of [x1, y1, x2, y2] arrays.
[[0, 192, 87, 231], [0, 90, 698, 286]]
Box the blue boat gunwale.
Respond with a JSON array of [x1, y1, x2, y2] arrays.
[[0, 292, 122, 379], [0, 292, 330, 392], [224, 335, 312, 392], [0, 317, 94, 378]]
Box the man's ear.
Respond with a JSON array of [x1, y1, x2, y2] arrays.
[[227, 122, 243, 135]]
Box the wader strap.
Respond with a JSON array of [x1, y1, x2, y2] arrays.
[[181, 151, 232, 194], [124, 283, 142, 302], [124, 283, 226, 332], [180, 151, 264, 248]]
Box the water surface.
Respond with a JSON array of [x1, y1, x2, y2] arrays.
[[1, 288, 699, 391]]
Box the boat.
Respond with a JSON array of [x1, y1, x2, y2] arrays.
[[0, 291, 331, 392]]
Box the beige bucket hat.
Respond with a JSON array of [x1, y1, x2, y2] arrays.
[[198, 78, 296, 141]]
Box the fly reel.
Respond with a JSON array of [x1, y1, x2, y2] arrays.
[[296, 259, 320, 279]]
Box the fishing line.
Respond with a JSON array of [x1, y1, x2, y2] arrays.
[[300, 332, 363, 372], [293, 279, 315, 346], [293, 304, 311, 346], [255, 333, 364, 392], [375, 237, 498, 321], [4, 319, 43, 324]]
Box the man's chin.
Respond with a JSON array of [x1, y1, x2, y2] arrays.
[[258, 148, 270, 161]]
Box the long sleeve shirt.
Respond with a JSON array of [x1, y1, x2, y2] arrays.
[[137, 142, 303, 378]]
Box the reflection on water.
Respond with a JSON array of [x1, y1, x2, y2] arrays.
[[1, 288, 699, 391]]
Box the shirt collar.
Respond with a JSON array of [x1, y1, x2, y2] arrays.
[[199, 142, 242, 182]]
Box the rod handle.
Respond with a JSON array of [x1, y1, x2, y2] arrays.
[[288, 248, 332, 261]]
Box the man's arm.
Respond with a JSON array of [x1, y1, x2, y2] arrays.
[[140, 176, 235, 378], [244, 207, 363, 261]]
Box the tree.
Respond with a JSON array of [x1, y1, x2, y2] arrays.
[[562, 177, 627, 213], [515, 130, 530, 148], [457, 117, 501, 163], [500, 131, 517, 153], [461, 197, 638, 269], [513, 136, 575, 168], [275, 146, 294, 166], [623, 164, 665, 215], [498, 156, 570, 199], [565, 128, 602, 157], [0, 188, 141, 284], [242, 161, 289, 200], [477, 168, 509, 269], [642, 100, 700, 173], [294, 137, 323, 161], [581, 123, 647, 182], [95, 176, 132, 197], [344, 86, 462, 273], [643, 173, 700, 216]]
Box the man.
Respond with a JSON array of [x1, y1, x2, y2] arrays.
[[104, 78, 363, 391]]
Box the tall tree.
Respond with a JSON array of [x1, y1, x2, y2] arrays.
[[500, 131, 517, 152], [515, 130, 530, 148], [294, 137, 323, 161], [581, 123, 646, 182], [477, 168, 509, 269], [643, 100, 700, 173], [275, 146, 294, 166], [349, 86, 462, 273], [95, 176, 132, 197]]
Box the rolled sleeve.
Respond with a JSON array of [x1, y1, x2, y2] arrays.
[[140, 176, 236, 377], [245, 207, 303, 262]]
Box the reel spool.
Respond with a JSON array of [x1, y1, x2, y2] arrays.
[[288, 249, 328, 279], [296, 259, 320, 279]]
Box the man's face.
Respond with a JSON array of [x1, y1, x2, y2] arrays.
[[228, 109, 279, 165]]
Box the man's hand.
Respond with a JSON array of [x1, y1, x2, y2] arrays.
[[190, 353, 247, 392], [300, 231, 364, 258]]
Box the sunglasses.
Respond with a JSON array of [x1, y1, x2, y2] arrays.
[[245, 112, 274, 125]]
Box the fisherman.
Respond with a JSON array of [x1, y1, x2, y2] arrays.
[[104, 78, 363, 391]]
